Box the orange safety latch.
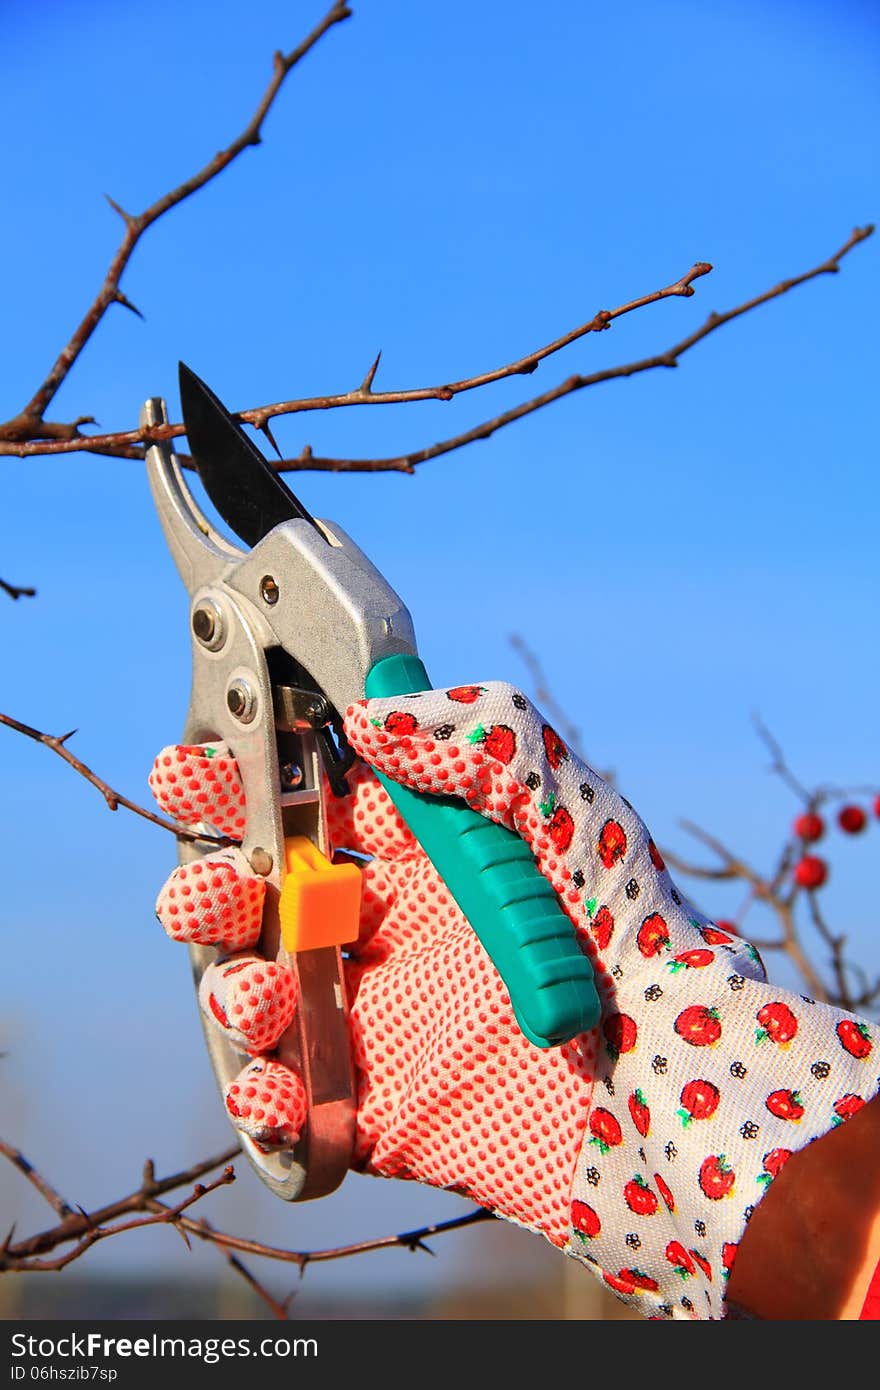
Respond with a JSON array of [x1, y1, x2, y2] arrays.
[[278, 836, 362, 952]]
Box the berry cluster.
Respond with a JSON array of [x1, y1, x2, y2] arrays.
[[790, 794, 880, 891]]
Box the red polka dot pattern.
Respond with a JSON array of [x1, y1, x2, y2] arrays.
[[224, 1057, 307, 1150], [344, 864, 595, 1242], [325, 760, 418, 861], [198, 952, 298, 1054], [155, 848, 264, 949], [149, 742, 247, 838], [342, 682, 880, 1319], [152, 683, 880, 1320]]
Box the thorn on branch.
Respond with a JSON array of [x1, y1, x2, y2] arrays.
[[104, 194, 134, 227], [113, 290, 144, 320], [259, 420, 283, 461], [0, 710, 230, 845], [360, 350, 382, 393]]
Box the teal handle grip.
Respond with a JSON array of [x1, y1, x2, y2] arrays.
[[364, 653, 601, 1047]]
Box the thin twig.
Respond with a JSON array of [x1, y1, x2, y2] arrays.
[[3, 1146, 240, 1261], [0, 712, 230, 845], [269, 225, 873, 474], [4, 1172, 235, 1273], [0, 261, 711, 456], [0, 1140, 75, 1220], [3, 227, 871, 466], [143, 1201, 494, 1269], [223, 1253, 295, 1320], [1, 1133, 494, 1280], [0, 1, 351, 445], [0, 578, 36, 600]]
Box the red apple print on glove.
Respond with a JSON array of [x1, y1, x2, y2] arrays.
[[666, 1241, 696, 1278], [637, 912, 670, 958], [690, 1250, 712, 1281], [756, 1147, 793, 1189], [446, 685, 486, 704], [765, 1089, 805, 1121], [677, 1078, 720, 1126], [653, 1172, 675, 1213], [722, 1242, 738, 1277], [591, 905, 614, 951], [833, 1093, 866, 1124], [836, 1019, 873, 1060], [628, 1089, 651, 1138], [624, 1175, 659, 1216], [597, 819, 627, 869], [542, 724, 569, 770], [547, 805, 574, 853], [384, 711, 418, 736], [701, 925, 734, 947], [667, 949, 714, 974], [756, 1001, 798, 1047], [699, 1154, 735, 1200], [570, 1199, 601, 1241], [648, 839, 666, 872], [604, 1012, 637, 1059], [483, 724, 516, 764], [588, 1108, 623, 1153], [674, 1005, 722, 1047], [604, 1269, 660, 1296]]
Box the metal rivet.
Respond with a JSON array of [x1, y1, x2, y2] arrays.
[[250, 848, 273, 876], [306, 695, 330, 726], [227, 678, 257, 723], [192, 600, 225, 650], [260, 575, 280, 605]]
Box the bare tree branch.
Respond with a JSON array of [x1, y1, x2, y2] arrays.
[[4, 1171, 236, 1273], [0, 1, 351, 447], [0, 1140, 76, 1221], [3, 1147, 240, 1263], [0, 712, 231, 845], [0, 260, 712, 457], [2, 227, 871, 469], [1, 1137, 493, 1288]]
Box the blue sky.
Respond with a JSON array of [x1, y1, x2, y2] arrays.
[[1, 0, 878, 1309]]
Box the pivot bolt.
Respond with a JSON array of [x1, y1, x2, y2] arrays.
[[227, 678, 257, 723], [191, 599, 226, 650]]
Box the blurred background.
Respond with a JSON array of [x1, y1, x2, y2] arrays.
[[1, 0, 877, 1319]]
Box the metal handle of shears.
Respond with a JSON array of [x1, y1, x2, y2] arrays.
[[144, 397, 360, 1202]]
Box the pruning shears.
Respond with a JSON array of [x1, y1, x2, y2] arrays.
[[144, 364, 600, 1202]]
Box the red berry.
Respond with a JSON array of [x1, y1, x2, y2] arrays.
[[794, 855, 827, 890], [793, 812, 824, 843], [838, 804, 867, 835]]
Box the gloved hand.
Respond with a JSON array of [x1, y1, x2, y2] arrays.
[[150, 682, 880, 1321]]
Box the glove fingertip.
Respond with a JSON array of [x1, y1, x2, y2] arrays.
[[149, 742, 247, 838], [224, 1058, 307, 1150], [155, 849, 265, 949]]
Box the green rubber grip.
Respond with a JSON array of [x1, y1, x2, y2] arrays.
[[364, 653, 601, 1047]]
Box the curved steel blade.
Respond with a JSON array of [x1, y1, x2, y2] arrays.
[[178, 362, 326, 548]]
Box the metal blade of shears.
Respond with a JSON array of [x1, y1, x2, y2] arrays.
[[178, 361, 327, 548]]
